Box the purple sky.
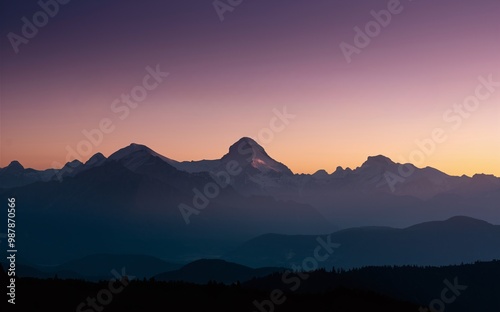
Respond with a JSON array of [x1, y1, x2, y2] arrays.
[[1, 0, 499, 175]]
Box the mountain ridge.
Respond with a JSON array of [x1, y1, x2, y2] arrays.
[[2, 138, 497, 178], [2, 138, 499, 204], [226, 215, 500, 268]]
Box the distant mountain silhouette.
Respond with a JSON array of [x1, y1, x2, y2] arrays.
[[3, 138, 498, 201], [1, 138, 499, 264], [0, 156, 330, 264], [109, 143, 180, 170], [1, 254, 182, 281], [174, 137, 292, 174], [54, 254, 181, 280], [226, 216, 500, 268], [155, 259, 283, 284], [0, 160, 57, 188]]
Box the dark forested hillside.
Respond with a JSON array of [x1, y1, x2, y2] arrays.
[[2, 260, 499, 311]]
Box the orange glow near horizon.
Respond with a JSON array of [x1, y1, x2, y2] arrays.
[[1, 68, 499, 176], [0, 0, 499, 177]]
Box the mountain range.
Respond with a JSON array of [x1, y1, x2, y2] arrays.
[[0, 137, 499, 265], [2, 137, 499, 197], [226, 216, 500, 268], [1, 254, 181, 281], [3, 215, 499, 280], [154, 259, 283, 284]]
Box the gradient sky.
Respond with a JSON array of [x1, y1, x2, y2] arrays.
[[1, 0, 499, 176]]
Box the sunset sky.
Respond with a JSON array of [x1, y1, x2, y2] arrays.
[[1, 0, 499, 176]]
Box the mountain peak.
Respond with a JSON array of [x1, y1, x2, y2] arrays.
[[229, 137, 265, 152], [8, 160, 24, 170], [63, 160, 83, 170], [109, 143, 178, 169], [85, 153, 106, 166], [366, 155, 393, 163], [237, 137, 257, 143], [226, 137, 267, 160], [224, 137, 293, 175], [313, 169, 330, 178], [2, 160, 24, 173], [128, 143, 154, 152], [361, 155, 395, 168], [332, 166, 352, 178], [111, 143, 158, 159]]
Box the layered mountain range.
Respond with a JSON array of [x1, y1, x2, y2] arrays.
[[1, 137, 499, 264], [2, 137, 498, 198]]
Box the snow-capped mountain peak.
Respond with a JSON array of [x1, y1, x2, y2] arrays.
[[109, 143, 178, 165], [223, 137, 293, 175], [108, 143, 179, 171]]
